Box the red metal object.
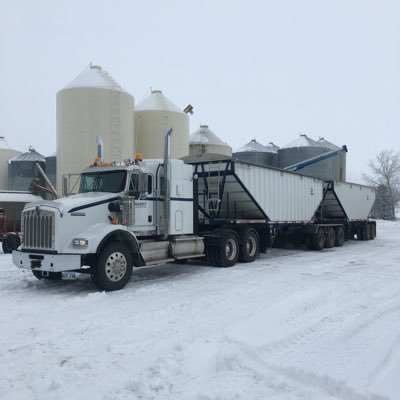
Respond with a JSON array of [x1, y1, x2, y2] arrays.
[[0, 208, 6, 235]]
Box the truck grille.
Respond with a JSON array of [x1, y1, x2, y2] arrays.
[[22, 209, 55, 251]]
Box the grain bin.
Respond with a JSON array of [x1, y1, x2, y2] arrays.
[[278, 134, 332, 179], [8, 146, 45, 191], [57, 64, 135, 193], [183, 125, 232, 162], [135, 90, 189, 159], [318, 137, 346, 181], [265, 142, 280, 154], [0, 137, 22, 190], [234, 139, 277, 166]]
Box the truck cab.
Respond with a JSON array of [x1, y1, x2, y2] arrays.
[[12, 158, 204, 291]]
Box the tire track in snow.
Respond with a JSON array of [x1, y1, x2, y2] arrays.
[[217, 338, 388, 400]]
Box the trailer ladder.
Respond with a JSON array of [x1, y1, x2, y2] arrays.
[[207, 161, 221, 213]]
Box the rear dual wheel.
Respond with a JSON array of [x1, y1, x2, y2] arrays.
[[335, 226, 345, 247], [325, 227, 336, 248], [311, 228, 325, 250], [208, 230, 239, 268], [239, 229, 259, 263]]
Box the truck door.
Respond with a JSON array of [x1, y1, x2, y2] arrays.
[[129, 173, 155, 233]]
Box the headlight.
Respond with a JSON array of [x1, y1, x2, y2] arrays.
[[73, 238, 88, 247]]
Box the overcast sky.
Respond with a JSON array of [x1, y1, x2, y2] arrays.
[[0, 0, 399, 183]]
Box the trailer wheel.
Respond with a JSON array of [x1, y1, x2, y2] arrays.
[[357, 226, 367, 241], [93, 242, 133, 291], [214, 230, 239, 268], [311, 228, 325, 250], [2, 233, 20, 254], [32, 270, 62, 280], [325, 227, 335, 248], [239, 229, 259, 263], [335, 226, 345, 247], [371, 223, 376, 239], [366, 223, 374, 240]]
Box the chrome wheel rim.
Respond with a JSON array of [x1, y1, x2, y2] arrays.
[[105, 252, 127, 282], [246, 236, 257, 257], [225, 238, 237, 261]]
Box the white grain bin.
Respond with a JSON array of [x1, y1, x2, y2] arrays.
[[135, 90, 189, 159], [57, 64, 135, 193], [0, 137, 22, 190], [184, 125, 232, 162]]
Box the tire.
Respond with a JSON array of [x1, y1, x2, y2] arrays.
[[371, 223, 376, 239], [357, 226, 367, 241], [93, 243, 133, 291], [239, 229, 259, 263], [206, 246, 218, 267], [2, 233, 20, 254], [334, 226, 345, 247], [325, 227, 335, 248], [311, 228, 325, 250], [213, 230, 239, 268], [366, 224, 373, 240], [32, 270, 62, 280]]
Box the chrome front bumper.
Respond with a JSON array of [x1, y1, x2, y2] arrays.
[[12, 250, 81, 273]]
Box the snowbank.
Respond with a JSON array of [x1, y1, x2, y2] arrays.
[[1, 221, 399, 399]]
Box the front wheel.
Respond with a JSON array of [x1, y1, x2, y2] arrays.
[[93, 243, 133, 291]]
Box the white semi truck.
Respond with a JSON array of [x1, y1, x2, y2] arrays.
[[12, 131, 376, 291]]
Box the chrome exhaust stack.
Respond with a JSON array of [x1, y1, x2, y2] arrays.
[[162, 128, 173, 240]]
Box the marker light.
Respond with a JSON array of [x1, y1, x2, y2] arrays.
[[73, 238, 88, 247]]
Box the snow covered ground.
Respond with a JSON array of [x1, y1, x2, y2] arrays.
[[1, 220, 400, 400]]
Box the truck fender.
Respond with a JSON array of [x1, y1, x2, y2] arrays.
[[95, 229, 144, 267]]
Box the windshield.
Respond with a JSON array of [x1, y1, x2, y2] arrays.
[[79, 170, 127, 193]]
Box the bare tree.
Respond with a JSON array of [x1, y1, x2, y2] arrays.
[[363, 150, 400, 220]]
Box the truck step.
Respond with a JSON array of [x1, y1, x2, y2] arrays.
[[145, 258, 175, 267]]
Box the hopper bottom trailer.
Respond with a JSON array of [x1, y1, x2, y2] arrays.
[[192, 159, 376, 266], [12, 136, 376, 291]]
